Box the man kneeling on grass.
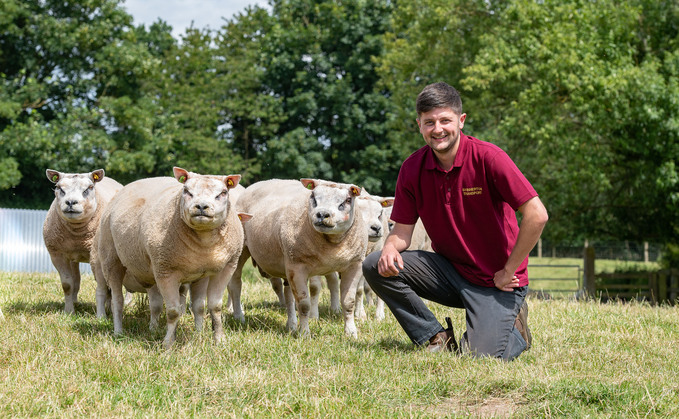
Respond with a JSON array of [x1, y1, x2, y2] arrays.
[[362, 82, 548, 361]]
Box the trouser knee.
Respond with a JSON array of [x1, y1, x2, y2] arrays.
[[361, 251, 381, 285]]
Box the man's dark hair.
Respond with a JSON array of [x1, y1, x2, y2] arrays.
[[416, 82, 463, 116]]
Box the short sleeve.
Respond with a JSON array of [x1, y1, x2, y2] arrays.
[[487, 150, 537, 210], [390, 160, 420, 225]]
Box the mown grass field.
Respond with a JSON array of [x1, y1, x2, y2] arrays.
[[0, 258, 677, 417]]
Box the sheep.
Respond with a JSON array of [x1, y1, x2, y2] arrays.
[[383, 205, 433, 251], [96, 167, 244, 348], [42, 169, 122, 315], [236, 272, 340, 319], [353, 191, 394, 321], [229, 178, 368, 337], [355, 203, 431, 321]]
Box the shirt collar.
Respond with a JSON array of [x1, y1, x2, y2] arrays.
[[424, 132, 468, 172]]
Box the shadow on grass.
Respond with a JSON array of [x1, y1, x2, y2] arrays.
[[5, 295, 415, 352], [6, 299, 96, 316]]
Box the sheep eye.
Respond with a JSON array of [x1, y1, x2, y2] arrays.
[[56, 187, 65, 196], [82, 186, 93, 197], [183, 187, 193, 198], [310, 194, 317, 207], [217, 190, 227, 199]]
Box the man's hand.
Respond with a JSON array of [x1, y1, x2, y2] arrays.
[[376, 222, 415, 277], [378, 245, 404, 277], [493, 268, 520, 292]]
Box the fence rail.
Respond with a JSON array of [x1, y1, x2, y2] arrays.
[[528, 264, 582, 298], [0, 208, 92, 274], [582, 246, 678, 305]]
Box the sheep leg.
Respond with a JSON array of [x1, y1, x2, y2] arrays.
[[309, 275, 322, 319], [227, 247, 250, 322], [207, 263, 237, 344], [283, 283, 296, 331], [375, 296, 386, 321], [155, 274, 184, 349], [354, 276, 367, 320], [287, 267, 311, 337], [270, 277, 286, 306], [69, 260, 81, 305], [364, 281, 374, 306], [339, 262, 362, 338], [179, 283, 189, 315], [105, 259, 127, 336], [147, 285, 163, 331], [325, 272, 341, 314], [190, 278, 208, 332], [49, 254, 78, 314], [92, 257, 109, 318]]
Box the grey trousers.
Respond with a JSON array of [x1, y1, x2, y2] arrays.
[[362, 250, 529, 361]]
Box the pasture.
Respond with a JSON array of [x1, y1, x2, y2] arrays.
[[0, 258, 677, 417]]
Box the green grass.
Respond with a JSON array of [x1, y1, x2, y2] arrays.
[[1, 260, 678, 417], [528, 257, 661, 298]]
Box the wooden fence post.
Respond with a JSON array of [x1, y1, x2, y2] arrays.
[[583, 246, 596, 299], [658, 270, 668, 304], [644, 241, 649, 263], [649, 272, 658, 305]]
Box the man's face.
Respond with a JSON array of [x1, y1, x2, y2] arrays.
[[417, 107, 466, 156]]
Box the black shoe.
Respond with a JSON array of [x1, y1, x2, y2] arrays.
[[515, 301, 532, 350], [426, 317, 458, 353]]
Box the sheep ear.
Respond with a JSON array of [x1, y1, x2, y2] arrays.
[[225, 175, 241, 189], [349, 185, 361, 197], [173, 167, 189, 183], [91, 169, 105, 183], [46, 169, 61, 183], [237, 212, 253, 223], [300, 179, 316, 190], [381, 198, 395, 208]]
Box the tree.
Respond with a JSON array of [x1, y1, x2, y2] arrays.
[[377, 0, 679, 245], [212, 6, 286, 184], [256, 0, 397, 194], [0, 0, 166, 207]]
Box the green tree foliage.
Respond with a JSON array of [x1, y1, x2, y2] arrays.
[[212, 6, 286, 184], [0, 0, 164, 207], [257, 0, 397, 194], [2, 0, 678, 251], [378, 0, 679, 245]]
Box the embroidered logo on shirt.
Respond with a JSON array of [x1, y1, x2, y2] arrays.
[[463, 187, 483, 196]]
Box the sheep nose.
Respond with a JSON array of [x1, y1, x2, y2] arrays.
[[194, 204, 209, 212], [315, 210, 331, 221], [65, 200, 77, 207], [371, 224, 382, 234]]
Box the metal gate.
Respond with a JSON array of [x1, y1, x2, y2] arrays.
[[0, 208, 92, 274]]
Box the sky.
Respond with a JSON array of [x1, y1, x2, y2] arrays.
[[122, 0, 269, 38]]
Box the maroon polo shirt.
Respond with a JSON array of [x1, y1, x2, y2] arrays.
[[391, 133, 538, 287]]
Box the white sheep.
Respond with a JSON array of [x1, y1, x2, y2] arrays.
[[96, 167, 244, 348], [383, 206, 432, 251], [244, 273, 340, 319], [354, 191, 394, 321], [42, 169, 122, 315], [229, 178, 367, 337], [356, 203, 431, 321]]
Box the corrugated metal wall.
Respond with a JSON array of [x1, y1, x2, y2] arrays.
[[0, 208, 92, 274]]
